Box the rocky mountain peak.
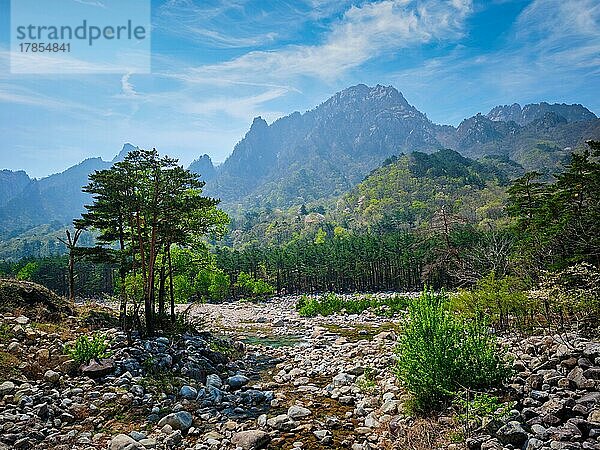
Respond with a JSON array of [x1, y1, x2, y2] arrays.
[[112, 143, 140, 163]]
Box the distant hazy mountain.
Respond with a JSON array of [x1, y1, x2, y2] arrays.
[[486, 102, 596, 125], [206, 84, 442, 208], [188, 154, 216, 182], [0, 157, 112, 239], [0, 169, 31, 207]]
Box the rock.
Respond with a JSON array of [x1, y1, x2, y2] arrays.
[[0, 381, 15, 396], [267, 414, 296, 431], [139, 438, 157, 449], [497, 421, 528, 446], [332, 372, 355, 386], [567, 367, 587, 389], [313, 429, 333, 444], [287, 405, 311, 420], [80, 358, 114, 378], [227, 374, 250, 389], [157, 411, 193, 432], [43, 369, 60, 383], [179, 385, 198, 400], [14, 315, 30, 325], [206, 374, 222, 389], [7, 342, 20, 353], [109, 434, 145, 450], [231, 430, 271, 450]]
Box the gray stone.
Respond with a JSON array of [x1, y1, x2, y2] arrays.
[[227, 374, 250, 390], [497, 421, 528, 446], [80, 358, 114, 378], [206, 374, 222, 389], [157, 411, 193, 432], [179, 385, 198, 400], [231, 430, 271, 450], [0, 381, 15, 396], [109, 434, 145, 450], [287, 405, 311, 420], [43, 370, 60, 383]]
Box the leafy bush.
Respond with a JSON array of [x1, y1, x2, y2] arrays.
[[235, 272, 274, 300], [395, 290, 510, 412], [296, 292, 409, 317], [65, 333, 111, 365], [452, 272, 533, 329]]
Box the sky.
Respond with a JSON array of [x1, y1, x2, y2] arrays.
[[0, 0, 598, 178]]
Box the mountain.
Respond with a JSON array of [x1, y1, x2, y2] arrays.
[[0, 157, 112, 239], [112, 143, 140, 163], [333, 149, 511, 233], [486, 102, 596, 125], [206, 84, 599, 210], [206, 84, 442, 208], [0, 170, 31, 207], [1, 83, 599, 258], [188, 154, 216, 182]]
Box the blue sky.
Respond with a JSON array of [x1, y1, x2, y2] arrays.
[[0, 0, 598, 178]]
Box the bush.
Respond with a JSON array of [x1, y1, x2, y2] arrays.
[[65, 333, 111, 365], [235, 272, 274, 300], [395, 290, 510, 412], [452, 273, 532, 329], [296, 292, 409, 317]]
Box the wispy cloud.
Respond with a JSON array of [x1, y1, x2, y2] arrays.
[[179, 0, 473, 82]]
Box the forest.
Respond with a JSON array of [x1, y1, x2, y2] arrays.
[[3, 142, 598, 318]]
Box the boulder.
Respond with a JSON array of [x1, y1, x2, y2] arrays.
[[80, 358, 114, 378], [158, 411, 193, 432], [231, 430, 270, 450]]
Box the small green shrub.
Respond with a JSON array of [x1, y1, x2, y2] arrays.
[[64, 333, 111, 365], [395, 290, 510, 412], [356, 366, 377, 393], [296, 293, 409, 317], [456, 392, 513, 423]]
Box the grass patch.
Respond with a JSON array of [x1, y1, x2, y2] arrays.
[[64, 333, 111, 365], [395, 290, 510, 413], [0, 351, 20, 379], [296, 292, 409, 317]]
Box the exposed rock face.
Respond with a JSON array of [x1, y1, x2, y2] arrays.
[[487, 102, 597, 125]]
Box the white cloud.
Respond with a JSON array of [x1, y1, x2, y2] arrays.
[[168, 0, 473, 82]]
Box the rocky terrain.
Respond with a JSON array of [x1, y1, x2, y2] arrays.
[[0, 294, 599, 450]]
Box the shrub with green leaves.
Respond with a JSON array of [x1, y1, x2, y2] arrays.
[[452, 272, 532, 329], [235, 272, 274, 300], [395, 290, 510, 412], [64, 333, 111, 365], [296, 292, 409, 317]]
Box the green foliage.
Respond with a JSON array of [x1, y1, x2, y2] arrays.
[[456, 392, 513, 424], [508, 141, 600, 273], [234, 272, 274, 299], [529, 262, 600, 325], [356, 366, 377, 393], [64, 333, 111, 365], [16, 261, 39, 280], [452, 272, 533, 329], [395, 290, 510, 412], [296, 292, 409, 317]]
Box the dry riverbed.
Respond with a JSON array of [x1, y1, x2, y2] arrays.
[[1, 292, 600, 450]]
